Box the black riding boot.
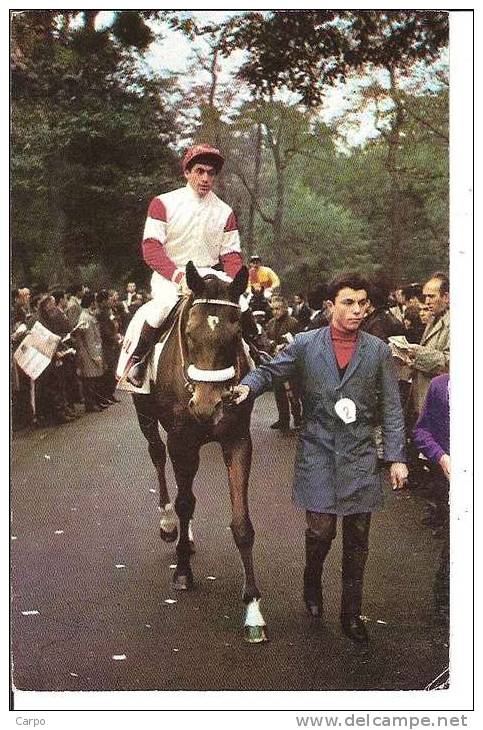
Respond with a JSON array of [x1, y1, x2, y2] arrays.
[[341, 513, 371, 644], [303, 529, 334, 619], [127, 321, 163, 388]]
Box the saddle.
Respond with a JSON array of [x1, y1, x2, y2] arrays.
[[156, 296, 187, 347]]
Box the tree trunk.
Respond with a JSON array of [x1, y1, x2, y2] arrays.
[[385, 66, 405, 285], [245, 121, 262, 258], [273, 162, 285, 252]]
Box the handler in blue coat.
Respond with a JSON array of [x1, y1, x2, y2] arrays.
[[233, 273, 408, 644]]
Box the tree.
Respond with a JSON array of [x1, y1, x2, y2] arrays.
[[11, 10, 181, 287], [222, 10, 448, 107]]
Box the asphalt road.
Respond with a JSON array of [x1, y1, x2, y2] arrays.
[[11, 392, 448, 693]]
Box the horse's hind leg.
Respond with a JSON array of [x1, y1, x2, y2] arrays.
[[221, 436, 268, 643], [132, 393, 177, 542], [167, 431, 199, 590]]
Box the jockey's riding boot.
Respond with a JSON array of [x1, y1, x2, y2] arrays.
[[303, 529, 333, 619], [340, 513, 371, 645], [127, 321, 163, 388]]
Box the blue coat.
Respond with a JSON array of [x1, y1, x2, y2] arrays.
[[242, 327, 406, 514]]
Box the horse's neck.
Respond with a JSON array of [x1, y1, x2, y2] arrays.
[[155, 296, 192, 396]]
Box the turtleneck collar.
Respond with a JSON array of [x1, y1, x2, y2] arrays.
[[330, 323, 358, 342], [330, 323, 358, 370]]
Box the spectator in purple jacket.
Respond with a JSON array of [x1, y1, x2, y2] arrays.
[[412, 373, 450, 624], [413, 373, 450, 479]]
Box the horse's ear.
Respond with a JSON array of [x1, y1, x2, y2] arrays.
[[185, 261, 204, 295], [228, 265, 249, 300]]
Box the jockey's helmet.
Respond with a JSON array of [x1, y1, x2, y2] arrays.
[[182, 144, 224, 173]]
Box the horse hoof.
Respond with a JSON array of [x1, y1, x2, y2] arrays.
[[160, 526, 178, 543], [173, 573, 193, 591], [244, 625, 268, 643]]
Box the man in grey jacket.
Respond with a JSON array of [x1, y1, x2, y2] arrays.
[[407, 272, 449, 416], [233, 273, 408, 645]]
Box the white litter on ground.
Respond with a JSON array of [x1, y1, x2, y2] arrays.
[[54, 530, 64, 535], [69, 672, 79, 677], [169, 564, 177, 569], [11, 536, 18, 541], [112, 654, 127, 661], [44, 455, 51, 460], [164, 599, 177, 605], [21, 610, 39, 616], [206, 576, 216, 581], [115, 564, 126, 569]]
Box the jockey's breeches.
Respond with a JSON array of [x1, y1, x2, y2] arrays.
[[144, 273, 179, 327]]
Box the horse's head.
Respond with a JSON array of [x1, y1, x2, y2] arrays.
[[184, 261, 249, 423]]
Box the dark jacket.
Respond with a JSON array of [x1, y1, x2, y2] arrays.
[[97, 305, 121, 370], [241, 327, 406, 514], [361, 307, 405, 343], [265, 313, 299, 352]]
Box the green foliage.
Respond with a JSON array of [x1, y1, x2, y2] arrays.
[[11, 10, 449, 294], [223, 10, 448, 106], [11, 10, 180, 287]]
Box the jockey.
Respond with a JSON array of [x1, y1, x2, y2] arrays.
[[248, 255, 281, 299], [126, 144, 243, 387]]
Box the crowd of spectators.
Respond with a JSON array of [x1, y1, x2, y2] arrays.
[[11, 269, 450, 623], [11, 281, 149, 428]]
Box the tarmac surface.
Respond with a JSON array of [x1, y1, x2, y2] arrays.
[[11, 392, 448, 694]]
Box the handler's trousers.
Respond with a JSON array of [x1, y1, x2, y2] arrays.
[[305, 512, 371, 618]]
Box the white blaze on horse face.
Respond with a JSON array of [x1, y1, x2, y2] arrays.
[[207, 315, 220, 331]]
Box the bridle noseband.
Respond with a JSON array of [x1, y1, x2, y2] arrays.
[[180, 297, 242, 392]]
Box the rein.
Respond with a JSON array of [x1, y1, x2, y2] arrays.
[[178, 296, 242, 391]]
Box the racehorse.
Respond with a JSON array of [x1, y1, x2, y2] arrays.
[[131, 261, 267, 643]]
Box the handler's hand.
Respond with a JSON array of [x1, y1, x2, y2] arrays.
[[439, 453, 450, 480], [232, 384, 250, 405], [390, 462, 409, 490]]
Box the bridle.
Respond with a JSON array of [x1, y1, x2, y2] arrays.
[[178, 296, 242, 394]]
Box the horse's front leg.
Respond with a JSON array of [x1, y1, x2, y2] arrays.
[[132, 393, 177, 542], [221, 435, 268, 643], [167, 430, 199, 590]]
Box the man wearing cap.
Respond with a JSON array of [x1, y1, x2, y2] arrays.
[[125, 144, 243, 387], [248, 255, 281, 300]]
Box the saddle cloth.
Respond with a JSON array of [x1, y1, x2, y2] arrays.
[[116, 317, 170, 394]]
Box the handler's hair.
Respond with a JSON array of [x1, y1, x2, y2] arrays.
[[429, 271, 449, 295], [327, 273, 370, 302]]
